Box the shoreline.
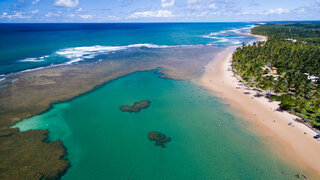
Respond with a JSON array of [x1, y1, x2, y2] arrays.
[[200, 37, 320, 177]]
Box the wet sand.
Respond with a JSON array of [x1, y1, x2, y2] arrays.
[[200, 44, 320, 178]]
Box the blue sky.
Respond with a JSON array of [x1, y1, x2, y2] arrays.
[[0, 0, 319, 22]]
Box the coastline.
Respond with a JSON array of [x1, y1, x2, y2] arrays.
[[200, 36, 320, 177], [245, 32, 268, 42], [2, 26, 319, 178]]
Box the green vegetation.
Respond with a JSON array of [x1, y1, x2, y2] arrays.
[[251, 22, 320, 44], [270, 94, 296, 111], [233, 22, 320, 129]]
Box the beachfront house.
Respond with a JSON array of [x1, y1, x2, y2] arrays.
[[304, 73, 319, 82], [262, 65, 279, 80]]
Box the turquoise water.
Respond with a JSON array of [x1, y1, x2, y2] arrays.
[[13, 71, 298, 179], [0, 23, 255, 74]]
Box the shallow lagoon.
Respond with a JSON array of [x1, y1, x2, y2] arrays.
[[13, 71, 298, 179]]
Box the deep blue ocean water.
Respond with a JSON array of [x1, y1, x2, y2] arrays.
[[0, 23, 255, 75]]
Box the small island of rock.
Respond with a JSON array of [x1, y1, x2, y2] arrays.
[[120, 100, 151, 113], [148, 131, 171, 148]]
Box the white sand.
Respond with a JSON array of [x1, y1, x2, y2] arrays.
[[200, 37, 320, 177]]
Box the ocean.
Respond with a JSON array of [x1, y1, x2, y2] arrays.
[[0, 23, 255, 75], [7, 23, 300, 179]]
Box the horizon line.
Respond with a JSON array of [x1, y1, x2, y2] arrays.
[[1, 20, 320, 24]]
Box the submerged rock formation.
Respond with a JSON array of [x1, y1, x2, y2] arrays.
[[120, 100, 150, 113], [148, 132, 171, 148]]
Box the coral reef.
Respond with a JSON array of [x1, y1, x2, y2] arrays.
[[148, 132, 171, 148], [0, 129, 69, 179], [120, 100, 151, 113]]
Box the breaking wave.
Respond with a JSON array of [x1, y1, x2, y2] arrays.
[[202, 25, 256, 45], [56, 44, 170, 64], [19, 55, 49, 63], [17, 43, 171, 66]]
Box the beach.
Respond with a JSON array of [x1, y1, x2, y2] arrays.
[[200, 36, 320, 177]]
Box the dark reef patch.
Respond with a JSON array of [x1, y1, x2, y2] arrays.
[[0, 129, 69, 180], [148, 132, 171, 148], [120, 100, 151, 113]]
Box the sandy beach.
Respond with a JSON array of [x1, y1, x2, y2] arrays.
[[200, 37, 320, 177]]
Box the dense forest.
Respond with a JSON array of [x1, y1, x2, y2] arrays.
[[251, 22, 320, 44], [232, 22, 320, 129]]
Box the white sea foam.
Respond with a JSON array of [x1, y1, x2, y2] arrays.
[[232, 40, 241, 45], [56, 43, 170, 64], [11, 43, 207, 76], [202, 35, 236, 44], [217, 37, 229, 43], [9, 43, 180, 75], [19, 55, 49, 63], [15, 63, 67, 74], [127, 44, 169, 48], [202, 24, 256, 45], [0, 78, 5, 82], [15, 43, 172, 68], [65, 58, 83, 65]]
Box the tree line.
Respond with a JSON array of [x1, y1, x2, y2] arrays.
[[233, 22, 320, 129]]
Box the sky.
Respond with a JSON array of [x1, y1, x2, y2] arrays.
[[0, 0, 319, 22]]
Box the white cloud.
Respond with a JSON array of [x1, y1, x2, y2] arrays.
[[128, 10, 173, 19], [186, 0, 238, 12], [31, 10, 39, 14], [106, 16, 121, 20], [241, 8, 290, 16], [32, 0, 40, 5], [76, 8, 82, 12], [186, 0, 204, 10], [209, 3, 217, 9], [45, 11, 62, 17], [94, 15, 121, 22], [1, 11, 27, 19], [55, 0, 79, 8], [0, 10, 41, 19], [192, 11, 209, 17], [241, 11, 253, 15], [67, 13, 94, 20], [79, 14, 93, 19], [298, 8, 305, 14], [68, 14, 75, 18], [187, 0, 199, 4], [161, 0, 174, 8], [264, 8, 289, 15], [293, 2, 320, 15]]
